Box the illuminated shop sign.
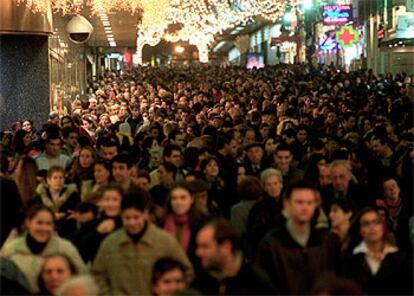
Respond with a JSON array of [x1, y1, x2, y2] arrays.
[[323, 5, 352, 25], [319, 36, 338, 51], [396, 15, 414, 39]]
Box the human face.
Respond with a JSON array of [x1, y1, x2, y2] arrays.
[[61, 118, 73, 128], [196, 226, 221, 270], [237, 166, 246, 185], [41, 256, 72, 295], [22, 121, 32, 132], [383, 179, 400, 201], [360, 211, 384, 244], [174, 134, 186, 147], [153, 268, 186, 296], [122, 208, 148, 235], [101, 146, 118, 161], [94, 163, 110, 184], [264, 175, 282, 199], [319, 166, 332, 186], [247, 147, 263, 165], [204, 160, 219, 178], [265, 139, 276, 155], [46, 139, 61, 157], [370, 139, 383, 156], [284, 188, 317, 224], [170, 188, 194, 216], [194, 191, 208, 211], [275, 150, 292, 172], [65, 132, 78, 149], [297, 130, 308, 143], [244, 130, 256, 144], [26, 210, 54, 243], [101, 189, 122, 217], [112, 162, 131, 184], [79, 149, 94, 168], [158, 165, 173, 185], [47, 172, 64, 192], [329, 204, 352, 228], [136, 177, 150, 191], [331, 165, 351, 192], [165, 150, 182, 168]]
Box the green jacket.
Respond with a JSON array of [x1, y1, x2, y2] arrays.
[[92, 223, 194, 295], [1, 234, 86, 293]]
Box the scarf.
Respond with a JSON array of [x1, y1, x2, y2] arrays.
[[376, 198, 402, 218], [164, 213, 191, 252], [26, 233, 48, 255]]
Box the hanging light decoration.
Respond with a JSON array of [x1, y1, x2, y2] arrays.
[[17, 0, 142, 15]]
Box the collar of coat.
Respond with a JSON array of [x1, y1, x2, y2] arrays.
[[36, 183, 78, 212], [115, 223, 156, 247]]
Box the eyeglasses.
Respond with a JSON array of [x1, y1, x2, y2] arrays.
[[360, 219, 382, 228]]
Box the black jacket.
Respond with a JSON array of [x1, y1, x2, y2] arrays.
[[255, 224, 339, 295]]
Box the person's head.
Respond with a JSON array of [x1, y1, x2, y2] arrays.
[[111, 153, 132, 184], [152, 258, 186, 296], [260, 168, 283, 199], [330, 160, 352, 193], [22, 120, 34, 133], [25, 205, 54, 243], [329, 198, 354, 229], [319, 164, 332, 186], [236, 163, 247, 185], [237, 176, 262, 201], [382, 177, 401, 201], [121, 190, 150, 235], [370, 134, 389, 157], [354, 207, 392, 245], [158, 162, 177, 186], [166, 182, 194, 216], [245, 143, 264, 166], [196, 219, 240, 272], [78, 146, 96, 169], [39, 254, 78, 295], [47, 166, 65, 192], [264, 138, 277, 155], [60, 116, 74, 129], [94, 160, 111, 184], [98, 138, 118, 161], [55, 275, 99, 296], [163, 144, 182, 168], [76, 202, 98, 226], [274, 142, 293, 172], [62, 127, 79, 150], [200, 156, 220, 178], [169, 130, 187, 148], [283, 181, 318, 224], [136, 170, 151, 191], [45, 134, 62, 157], [100, 184, 123, 217], [188, 179, 210, 212]]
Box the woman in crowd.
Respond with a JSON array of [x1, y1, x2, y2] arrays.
[[247, 168, 284, 255], [200, 156, 225, 213], [164, 182, 205, 261], [38, 254, 79, 296], [152, 257, 187, 296], [70, 184, 123, 263], [329, 198, 355, 253], [80, 159, 111, 201], [343, 207, 412, 294], [1, 205, 86, 293], [14, 155, 38, 208], [34, 166, 80, 237], [11, 129, 33, 158], [67, 146, 96, 188], [21, 119, 36, 139]]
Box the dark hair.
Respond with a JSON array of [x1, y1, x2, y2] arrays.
[[137, 169, 151, 183], [206, 218, 240, 253], [47, 166, 65, 179], [275, 142, 293, 154], [111, 153, 133, 169], [97, 137, 118, 150], [62, 127, 79, 139], [199, 156, 219, 174], [283, 181, 318, 200], [330, 198, 355, 216], [237, 176, 262, 201], [152, 257, 185, 285], [163, 144, 181, 159], [168, 129, 181, 141], [77, 202, 98, 217], [26, 204, 54, 222], [38, 254, 79, 294], [121, 190, 150, 212], [160, 161, 178, 176]]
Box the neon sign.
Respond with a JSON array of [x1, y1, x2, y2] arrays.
[[323, 5, 352, 25], [336, 25, 358, 48], [319, 36, 337, 51]]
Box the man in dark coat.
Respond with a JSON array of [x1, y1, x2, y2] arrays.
[[255, 182, 338, 295], [192, 219, 275, 295]]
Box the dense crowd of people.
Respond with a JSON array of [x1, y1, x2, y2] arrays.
[[1, 63, 413, 295]]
